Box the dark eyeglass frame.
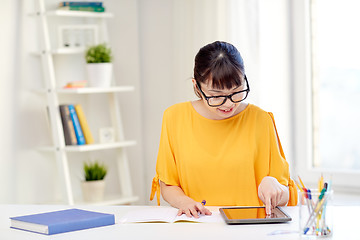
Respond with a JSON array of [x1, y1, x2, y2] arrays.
[[195, 75, 250, 107]]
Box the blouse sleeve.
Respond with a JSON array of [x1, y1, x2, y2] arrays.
[[150, 109, 180, 205], [267, 112, 298, 206]]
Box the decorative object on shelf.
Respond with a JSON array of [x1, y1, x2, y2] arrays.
[[85, 43, 113, 87], [64, 80, 87, 88], [81, 161, 107, 202], [58, 24, 98, 49], [99, 127, 115, 143]]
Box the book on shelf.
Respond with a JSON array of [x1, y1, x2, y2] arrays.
[[59, 105, 78, 145], [120, 207, 223, 224], [75, 104, 94, 144], [58, 5, 105, 12], [10, 208, 115, 235], [68, 104, 86, 145], [58, 1, 103, 7]]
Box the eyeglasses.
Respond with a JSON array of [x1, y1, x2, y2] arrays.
[[196, 75, 250, 107]]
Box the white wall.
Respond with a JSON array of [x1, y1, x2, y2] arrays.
[[0, 0, 19, 203]]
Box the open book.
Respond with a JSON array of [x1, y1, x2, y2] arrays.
[[120, 206, 224, 223]]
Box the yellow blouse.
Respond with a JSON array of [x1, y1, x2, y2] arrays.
[[150, 102, 297, 206]]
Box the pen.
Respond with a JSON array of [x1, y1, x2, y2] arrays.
[[316, 175, 324, 234], [298, 176, 306, 189], [307, 189, 314, 210], [318, 174, 324, 192], [295, 180, 304, 192]]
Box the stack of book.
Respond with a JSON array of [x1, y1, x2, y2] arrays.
[[59, 104, 94, 146], [58, 1, 105, 13]]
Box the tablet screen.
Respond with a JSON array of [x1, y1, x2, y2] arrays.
[[222, 207, 284, 219], [220, 206, 291, 224]]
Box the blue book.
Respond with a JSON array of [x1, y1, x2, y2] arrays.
[[68, 104, 86, 145], [10, 208, 115, 235], [59, 1, 103, 7]]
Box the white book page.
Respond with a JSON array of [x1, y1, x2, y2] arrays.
[[120, 207, 178, 223], [174, 212, 223, 223]]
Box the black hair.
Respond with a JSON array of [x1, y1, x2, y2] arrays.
[[193, 41, 245, 93]]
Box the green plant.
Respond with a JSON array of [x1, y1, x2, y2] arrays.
[[85, 43, 112, 63], [84, 161, 107, 181]]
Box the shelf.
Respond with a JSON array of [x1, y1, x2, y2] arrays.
[[52, 48, 85, 55], [33, 86, 135, 94], [39, 140, 137, 152], [57, 86, 135, 94], [66, 141, 137, 152], [30, 47, 85, 57], [75, 195, 139, 206], [31, 48, 84, 56], [46, 10, 114, 18]]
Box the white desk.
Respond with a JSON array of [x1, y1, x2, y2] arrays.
[[1, 204, 357, 239]]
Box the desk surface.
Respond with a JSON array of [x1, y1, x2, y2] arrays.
[[1, 204, 357, 240]]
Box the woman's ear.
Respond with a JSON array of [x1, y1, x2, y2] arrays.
[[192, 79, 202, 99], [191, 78, 197, 86]]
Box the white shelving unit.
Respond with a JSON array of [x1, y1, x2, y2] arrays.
[[33, 0, 138, 205]]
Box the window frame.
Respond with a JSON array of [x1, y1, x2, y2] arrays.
[[291, 0, 360, 192]]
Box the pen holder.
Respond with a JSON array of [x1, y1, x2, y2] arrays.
[[299, 189, 333, 238]]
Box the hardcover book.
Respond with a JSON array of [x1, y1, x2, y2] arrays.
[[59, 105, 78, 145], [10, 208, 115, 235], [75, 104, 94, 144], [68, 104, 86, 145]]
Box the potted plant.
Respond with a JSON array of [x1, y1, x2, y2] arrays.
[[81, 161, 107, 202], [85, 43, 113, 87]]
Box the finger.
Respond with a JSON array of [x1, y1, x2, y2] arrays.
[[275, 192, 281, 207], [259, 191, 265, 204], [190, 208, 199, 218], [177, 209, 183, 216], [274, 190, 282, 207], [266, 197, 272, 215], [204, 207, 212, 215], [195, 204, 205, 215], [185, 209, 192, 218], [197, 205, 212, 216]]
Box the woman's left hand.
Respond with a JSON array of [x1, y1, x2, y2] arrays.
[[258, 176, 289, 215]]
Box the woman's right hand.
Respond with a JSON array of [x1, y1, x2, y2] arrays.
[[176, 196, 212, 218], [160, 181, 212, 218]]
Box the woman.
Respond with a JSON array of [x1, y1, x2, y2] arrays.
[[150, 41, 297, 218]]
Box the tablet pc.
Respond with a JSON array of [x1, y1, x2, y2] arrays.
[[219, 206, 291, 225]]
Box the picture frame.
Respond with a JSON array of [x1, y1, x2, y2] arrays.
[[99, 127, 115, 143], [58, 24, 99, 49]]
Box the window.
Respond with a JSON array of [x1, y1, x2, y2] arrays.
[[311, 0, 360, 171], [292, 0, 360, 190]]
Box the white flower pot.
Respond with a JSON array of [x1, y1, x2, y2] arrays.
[[86, 63, 113, 87], [81, 180, 105, 202]]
